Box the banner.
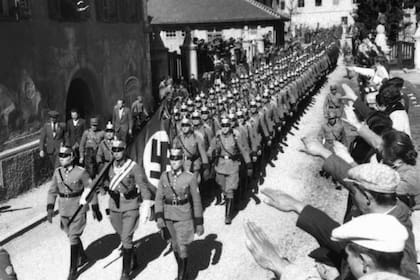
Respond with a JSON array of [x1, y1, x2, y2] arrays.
[[128, 103, 171, 191]]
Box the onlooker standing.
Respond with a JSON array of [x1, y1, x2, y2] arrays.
[[130, 96, 149, 133], [39, 110, 66, 169], [112, 99, 132, 143], [65, 108, 86, 162]]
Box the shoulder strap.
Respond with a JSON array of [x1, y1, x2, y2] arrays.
[[178, 136, 194, 157], [58, 168, 74, 192], [166, 172, 180, 199], [217, 133, 236, 157]]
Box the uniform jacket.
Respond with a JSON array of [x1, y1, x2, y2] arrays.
[[79, 129, 105, 156], [173, 132, 209, 172], [209, 130, 251, 175], [39, 121, 66, 154], [106, 159, 152, 212], [65, 118, 86, 148], [96, 139, 113, 166], [155, 170, 203, 225], [318, 121, 346, 149], [47, 165, 94, 217], [112, 107, 133, 133]]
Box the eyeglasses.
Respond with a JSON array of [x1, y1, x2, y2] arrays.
[[58, 153, 71, 158], [111, 147, 125, 152], [169, 155, 183, 161]]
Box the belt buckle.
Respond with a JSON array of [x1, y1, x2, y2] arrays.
[[172, 199, 178, 206], [224, 155, 229, 160]]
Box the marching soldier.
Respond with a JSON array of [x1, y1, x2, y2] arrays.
[[323, 84, 343, 119], [79, 117, 104, 178], [209, 117, 252, 224], [104, 139, 154, 280], [46, 145, 102, 280], [318, 111, 346, 151], [96, 121, 115, 172], [172, 117, 210, 184], [155, 148, 204, 280]]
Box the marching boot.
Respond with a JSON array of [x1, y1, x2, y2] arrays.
[[68, 244, 79, 280], [178, 258, 188, 280], [224, 198, 233, 225], [120, 248, 133, 280], [77, 242, 88, 268]]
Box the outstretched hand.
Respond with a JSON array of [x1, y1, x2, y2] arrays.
[[342, 104, 362, 130], [299, 137, 332, 159], [261, 188, 305, 214], [244, 221, 290, 279], [340, 83, 358, 102]]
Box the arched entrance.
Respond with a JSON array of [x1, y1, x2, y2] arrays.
[[66, 78, 94, 120]]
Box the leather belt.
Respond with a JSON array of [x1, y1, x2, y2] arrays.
[[165, 198, 189, 206], [59, 190, 83, 198]]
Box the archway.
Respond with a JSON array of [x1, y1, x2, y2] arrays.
[[66, 78, 94, 120]]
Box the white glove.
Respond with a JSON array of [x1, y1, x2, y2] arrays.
[[332, 141, 355, 164], [140, 200, 154, 224], [341, 83, 358, 102], [79, 188, 90, 205]]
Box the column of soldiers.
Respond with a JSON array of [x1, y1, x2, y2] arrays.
[[36, 37, 339, 280]]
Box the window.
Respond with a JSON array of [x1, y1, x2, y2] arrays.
[[315, 0, 322, 6], [297, 0, 305, 8], [280, 0, 285, 10], [95, 0, 140, 23], [333, 0, 339, 5], [48, 0, 90, 21], [165, 31, 176, 38], [0, 0, 31, 20], [341, 16, 348, 25]]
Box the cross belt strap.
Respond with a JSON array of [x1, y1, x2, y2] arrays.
[[109, 159, 136, 191], [58, 169, 74, 193]]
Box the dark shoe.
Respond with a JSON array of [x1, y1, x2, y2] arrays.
[[68, 244, 79, 280], [225, 198, 233, 225], [120, 248, 133, 280]]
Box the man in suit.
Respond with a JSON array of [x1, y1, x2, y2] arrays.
[[65, 108, 86, 163], [39, 110, 66, 169], [112, 99, 132, 143]]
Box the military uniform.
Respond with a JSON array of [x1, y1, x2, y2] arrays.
[[79, 119, 104, 177], [323, 85, 343, 118], [319, 118, 346, 151], [47, 145, 101, 280]]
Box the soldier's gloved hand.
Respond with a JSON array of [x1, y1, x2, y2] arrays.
[[79, 188, 90, 205], [91, 204, 103, 222], [46, 204, 54, 223], [140, 200, 155, 224], [157, 218, 165, 229], [196, 225, 204, 236]]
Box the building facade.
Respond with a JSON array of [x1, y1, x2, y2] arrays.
[[0, 0, 152, 149], [259, 0, 357, 29]]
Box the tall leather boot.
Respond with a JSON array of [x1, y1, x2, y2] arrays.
[[178, 258, 188, 280], [120, 248, 132, 280], [225, 198, 233, 225], [131, 249, 138, 271], [174, 252, 181, 280], [77, 242, 88, 268], [68, 244, 79, 280]]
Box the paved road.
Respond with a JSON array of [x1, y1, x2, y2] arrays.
[[4, 61, 349, 280]]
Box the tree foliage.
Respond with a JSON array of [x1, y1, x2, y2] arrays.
[[354, 0, 404, 44]]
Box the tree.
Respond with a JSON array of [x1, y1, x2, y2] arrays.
[[354, 0, 404, 44]]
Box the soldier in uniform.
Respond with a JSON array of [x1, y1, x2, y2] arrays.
[[318, 111, 346, 151], [0, 247, 17, 280], [79, 117, 104, 178], [96, 121, 115, 172], [209, 117, 252, 224], [46, 145, 102, 280], [323, 84, 343, 119], [104, 140, 154, 280], [155, 148, 204, 280], [172, 117, 209, 184]]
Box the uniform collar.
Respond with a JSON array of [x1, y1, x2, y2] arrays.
[[172, 169, 183, 177], [65, 165, 74, 173]]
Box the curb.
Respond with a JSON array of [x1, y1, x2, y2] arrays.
[[0, 210, 58, 246]]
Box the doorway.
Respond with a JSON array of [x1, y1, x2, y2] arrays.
[[66, 78, 94, 121]]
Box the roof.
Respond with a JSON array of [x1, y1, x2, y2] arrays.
[[148, 0, 289, 27]]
